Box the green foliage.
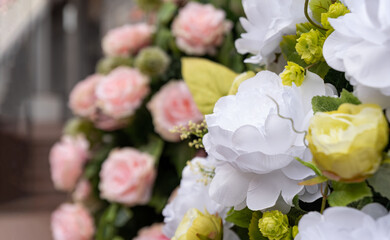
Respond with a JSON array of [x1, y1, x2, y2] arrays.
[[225, 207, 254, 228], [324, 69, 352, 93], [157, 2, 177, 25], [309, 0, 333, 23], [96, 57, 133, 75], [167, 141, 197, 177], [311, 89, 361, 113], [328, 181, 372, 207], [139, 135, 164, 165], [368, 164, 390, 200], [96, 204, 133, 240], [296, 22, 315, 37], [248, 211, 267, 240], [181, 58, 238, 115]]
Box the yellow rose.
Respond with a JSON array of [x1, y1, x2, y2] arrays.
[[172, 208, 223, 240], [307, 103, 389, 182]]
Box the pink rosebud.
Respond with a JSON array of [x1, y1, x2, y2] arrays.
[[102, 23, 154, 57], [148, 81, 203, 142], [133, 223, 169, 240], [49, 135, 89, 191], [69, 74, 103, 118], [51, 203, 95, 240], [172, 2, 232, 55], [99, 148, 156, 206], [73, 179, 92, 203], [96, 67, 150, 119]]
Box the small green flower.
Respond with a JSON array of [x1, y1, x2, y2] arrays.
[[292, 226, 299, 238], [96, 57, 133, 75], [135, 0, 162, 11], [321, 2, 350, 30], [296, 29, 325, 64], [280, 62, 305, 87], [258, 211, 291, 240], [135, 47, 170, 76]]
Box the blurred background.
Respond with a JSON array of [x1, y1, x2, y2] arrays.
[[0, 0, 137, 238]]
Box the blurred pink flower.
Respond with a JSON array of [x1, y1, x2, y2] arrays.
[[73, 179, 92, 203], [69, 74, 103, 118], [99, 148, 156, 206], [90, 111, 129, 131], [96, 67, 150, 119], [133, 223, 169, 240], [102, 23, 154, 57], [49, 135, 89, 191], [148, 81, 203, 142], [51, 203, 95, 240], [172, 2, 231, 55]]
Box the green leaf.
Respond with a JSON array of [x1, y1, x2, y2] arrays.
[[324, 69, 352, 93], [114, 206, 133, 227], [157, 3, 177, 25], [248, 211, 267, 240], [309, 61, 330, 79], [296, 22, 315, 36], [295, 157, 322, 176], [226, 207, 254, 228], [368, 164, 390, 200], [328, 181, 372, 206], [181, 58, 238, 115], [280, 35, 307, 67], [309, 0, 333, 23], [299, 176, 328, 186], [154, 27, 173, 50], [139, 135, 164, 165], [312, 89, 361, 113]]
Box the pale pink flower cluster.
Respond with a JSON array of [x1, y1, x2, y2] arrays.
[[99, 148, 156, 206], [51, 203, 95, 240], [49, 135, 89, 191], [147, 81, 203, 142], [172, 2, 232, 55], [68, 67, 150, 130], [72, 179, 92, 203], [102, 23, 154, 57], [133, 223, 169, 240]]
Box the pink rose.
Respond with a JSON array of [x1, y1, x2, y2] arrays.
[[69, 74, 103, 118], [50, 135, 89, 191], [133, 223, 169, 240], [147, 81, 203, 142], [102, 23, 154, 57], [172, 2, 232, 55], [96, 67, 150, 119], [99, 148, 156, 206], [51, 203, 95, 240], [73, 179, 92, 203]]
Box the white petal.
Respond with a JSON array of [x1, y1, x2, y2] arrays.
[[361, 203, 388, 220]]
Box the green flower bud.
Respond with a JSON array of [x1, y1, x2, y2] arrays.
[[135, 0, 162, 12], [258, 211, 291, 240], [321, 2, 350, 30], [296, 29, 325, 64], [280, 62, 305, 87], [96, 57, 133, 75], [292, 226, 299, 238], [135, 47, 170, 76]]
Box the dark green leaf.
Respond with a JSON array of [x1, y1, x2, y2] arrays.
[[368, 164, 390, 200], [296, 22, 315, 36], [139, 135, 164, 165], [225, 207, 254, 228], [157, 3, 177, 25], [248, 211, 266, 240], [114, 207, 133, 227], [309, 61, 330, 78], [280, 35, 307, 67], [309, 0, 333, 23]]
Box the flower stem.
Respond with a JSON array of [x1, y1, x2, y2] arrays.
[[320, 182, 329, 214], [304, 0, 328, 31]]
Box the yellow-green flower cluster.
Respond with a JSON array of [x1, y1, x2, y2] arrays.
[[258, 211, 292, 240], [321, 2, 350, 30], [280, 62, 305, 87], [307, 103, 389, 182], [296, 29, 325, 64], [173, 208, 223, 240]]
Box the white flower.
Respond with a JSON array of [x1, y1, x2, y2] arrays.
[[323, 0, 390, 95], [354, 84, 390, 122], [295, 203, 390, 240], [162, 157, 239, 240], [204, 71, 336, 212], [235, 0, 306, 65]]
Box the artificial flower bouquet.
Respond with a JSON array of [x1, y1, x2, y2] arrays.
[[49, 0, 390, 239]]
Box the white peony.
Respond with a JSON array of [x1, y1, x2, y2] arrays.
[[235, 0, 306, 65], [323, 0, 390, 95], [162, 157, 239, 240], [204, 70, 336, 212], [354, 84, 390, 121], [296, 203, 390, 240]]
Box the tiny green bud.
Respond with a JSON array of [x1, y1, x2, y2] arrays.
[[296, 29, 325, 64], [280, 62, 305, 87], [135, 47, 171, 76], [258, 210, 291, 240], [96, 57, 133, 75], [321, 2, 350, 30]]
